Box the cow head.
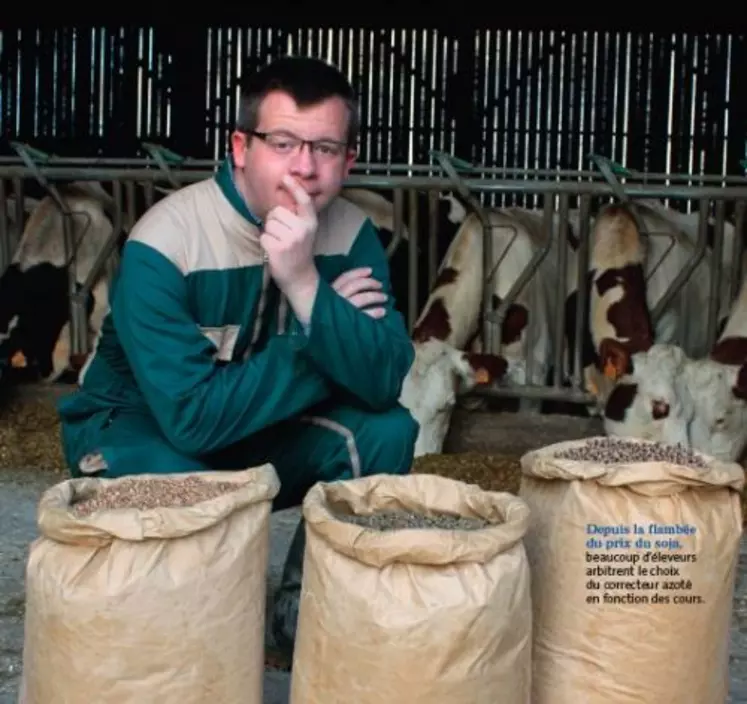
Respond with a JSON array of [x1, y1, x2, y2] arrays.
[[597, 339, 694, 448], [399, 337, 507, 457], [682, 357, 747, 463]]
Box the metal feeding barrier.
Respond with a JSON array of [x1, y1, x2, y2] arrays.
[[1, 141, 747, 409]]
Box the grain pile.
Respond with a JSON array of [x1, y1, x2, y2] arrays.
[[71, 475, 240, 517], [554, 436, 709, 467], [411, 451, 522, 494], [0, 392, 65, 472], [336, 510, 489, 531]]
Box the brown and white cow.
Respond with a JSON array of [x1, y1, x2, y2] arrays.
[[398, 206, 554, 454], [398, 337, 507, 457], [682, 271, 747, 462], [599, 268, 747, 462], [0, 186, 117, 382], [628, 199, 738, 359], [575, 204, 693, 446]]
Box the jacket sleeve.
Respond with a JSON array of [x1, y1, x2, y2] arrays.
[[111, 240, 332, 456], [294, 218, 415, 411]]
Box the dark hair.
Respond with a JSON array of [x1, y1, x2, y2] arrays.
[[237, 55, 359, 147]]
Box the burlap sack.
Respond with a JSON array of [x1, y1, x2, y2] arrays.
[[519, 437, 745, 704], [289, 473, 533, 704], [19, 464, 280, 704]]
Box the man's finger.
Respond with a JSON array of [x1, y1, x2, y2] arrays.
[[337, 276, 383, 299], [261, 219, 289, 242], [349, 291, 387, 309], [363, 307, 386, 319], [332, 267, 373, 291], [281, 174, 316, 219], [265, 205, 299, 230]]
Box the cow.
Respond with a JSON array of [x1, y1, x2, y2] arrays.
[[0, 185, 118, 384], [398, 338, 506, 457], [682, 271, 747, 462], [398, 206, 554, 455], [578, 201, 745, 455], [568, 204, 692, 446], [624, 199, 739, 359], [457, 209, 557, 412], [488, 197, 741, 420], [597, 266, 747, 463]]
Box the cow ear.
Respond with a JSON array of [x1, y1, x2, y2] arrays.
[[732, 363, 747, 401], [598, 338, 631, 381]]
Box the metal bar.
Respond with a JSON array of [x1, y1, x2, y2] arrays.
[[573, 195, 592, 390], [705, 200, 726, 349], [2, 166, 747, 199], [0, 181, 8, 274], [0, 154, 745, 184], [589, 154, 634, 203], [650, 199, 710, 323], [431, 152, 497, 356], [470, 381, 594, 404], [730, 201, 746, 304], [11, 178, 23, 253], [427, 189, 439, 292], [407, 188, 419, 333], [487, 198, 554, 331], [11, 142, 93, 359], [552, 194, 569, 387], [74, 180, 124, 304], [589, 154, 651, 238], [141, 142, 183, 189]]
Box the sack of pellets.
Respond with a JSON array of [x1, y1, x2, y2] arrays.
[[19, 465, 280, 704], [289, 473, 533, 704], [518, 436, 745, 704]]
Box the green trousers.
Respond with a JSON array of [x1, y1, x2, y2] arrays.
[[60, 398, 419, 511]]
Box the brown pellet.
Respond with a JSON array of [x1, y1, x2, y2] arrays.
[[336, 510, 490, 532], [554, 437, 708, 468], [71, 475, 241, 517]]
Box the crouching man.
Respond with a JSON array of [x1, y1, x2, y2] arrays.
[[57, 55, 419, 661]]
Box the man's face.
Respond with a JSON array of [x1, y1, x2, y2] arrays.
[[231, 90, 357, 220]]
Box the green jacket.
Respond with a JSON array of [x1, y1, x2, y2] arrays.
[[58, 157, 415, 456]]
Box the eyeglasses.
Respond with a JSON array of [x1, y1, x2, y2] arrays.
[[250, 130, 348, 160]]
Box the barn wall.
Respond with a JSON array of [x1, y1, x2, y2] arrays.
[[1, 26, 746, 205]]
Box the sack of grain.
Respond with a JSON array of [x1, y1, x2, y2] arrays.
[[519, 436, 744, 704], [19, 465, 280, 704], [289, 473, 533, 704]]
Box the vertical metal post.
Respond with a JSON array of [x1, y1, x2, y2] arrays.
[[573, 195, 592, 390], [705, 200, 726, 349], [408, 189, 419, 332], [11, 178, 23, 253], [0, 181, 8, 275], [552, 194, 569, 387], [730, 201, 746, 304], [427, 189, 439, 292], [650, 198, 710, 323]]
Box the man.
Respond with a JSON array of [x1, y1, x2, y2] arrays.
[[57, 55, 419, 658]]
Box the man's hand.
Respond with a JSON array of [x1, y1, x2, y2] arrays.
[[260, 175, 320, 324], [332, 267, 387, 319]]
